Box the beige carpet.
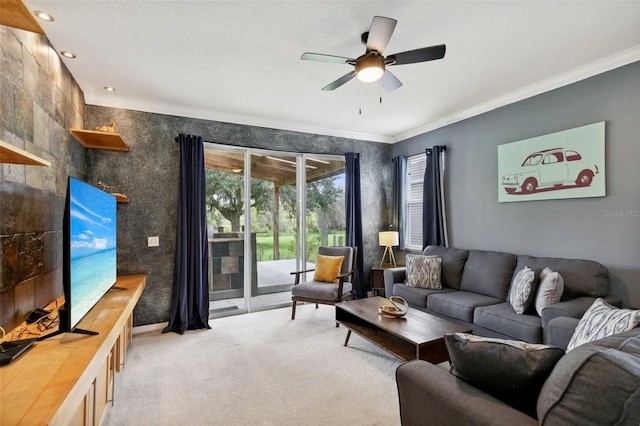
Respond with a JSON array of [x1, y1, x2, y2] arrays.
[[104, 305, 405, 426]]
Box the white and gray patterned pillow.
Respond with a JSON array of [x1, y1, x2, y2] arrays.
[[535, 267, 564, 316], [567, 298, 640, 351], [405, 255, 442, 289], [508, 266, 535, 314]]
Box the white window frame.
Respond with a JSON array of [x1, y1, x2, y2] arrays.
[[404, 153, 426, 251]]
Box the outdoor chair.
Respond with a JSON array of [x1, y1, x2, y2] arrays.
[[290, 246, 357, 323]]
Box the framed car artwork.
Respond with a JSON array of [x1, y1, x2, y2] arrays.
[[497, 122, 606, 203]]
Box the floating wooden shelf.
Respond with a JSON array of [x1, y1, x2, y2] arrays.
[[111, 193, 129, 203], [0, 139, 51, 166], [0, 0, 46, 35], [70, 129, 129, 151]]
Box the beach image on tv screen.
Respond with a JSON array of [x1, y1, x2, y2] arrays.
[[69, 178, 117, 328]]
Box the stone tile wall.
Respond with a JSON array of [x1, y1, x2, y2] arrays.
[[0, 25, 85, 332], [210, 233, 258, 297]]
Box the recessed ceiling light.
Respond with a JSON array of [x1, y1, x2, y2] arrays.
[[104, 86, 116, 92], [60, 51, 76, 59], [34, 11, 54, 22]]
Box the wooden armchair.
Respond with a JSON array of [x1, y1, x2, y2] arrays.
[[290, 246, 357, 321]]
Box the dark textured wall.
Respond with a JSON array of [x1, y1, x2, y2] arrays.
[[0, 25, 86, 331], [393, 62, 640, 308], [85, 106, 393, 326]]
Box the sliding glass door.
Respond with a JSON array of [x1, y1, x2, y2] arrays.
[[204, 144, 345, 315], [303, 156, 346, 277], [203, 147, 248, 313]]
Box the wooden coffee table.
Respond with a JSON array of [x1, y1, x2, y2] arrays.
[[336, 296, 472, 364]]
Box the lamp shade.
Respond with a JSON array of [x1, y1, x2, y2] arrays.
[[378, 231, 399, 247], [355, 54, 385, 83]]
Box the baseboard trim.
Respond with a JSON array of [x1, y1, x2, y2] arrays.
[[132, 322, 167, 335], [133, 303, 296, 333]]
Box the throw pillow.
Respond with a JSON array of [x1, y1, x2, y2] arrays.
[[537, 329, 640, 424], [405, 255, 442, 289], [534, 267, 564, 317], [566, 298, 640, 351], [313, 255, 344, 283], [509, 266, 536, 314], [445, 333, 565, 418]]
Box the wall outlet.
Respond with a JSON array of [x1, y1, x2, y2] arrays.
[[148, 236, 159, 247]]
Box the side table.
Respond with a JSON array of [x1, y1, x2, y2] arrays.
[[370, 265, 402, 297]]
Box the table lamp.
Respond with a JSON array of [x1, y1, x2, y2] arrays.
[[379, 231, 399, 267]]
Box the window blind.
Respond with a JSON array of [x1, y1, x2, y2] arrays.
[[404, 153, 426, 250]]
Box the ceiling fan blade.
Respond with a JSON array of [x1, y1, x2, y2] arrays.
[[321, 71, 356, 91], [379, 71, 403, 92], [301, 52, 355, 64], [387, 44, 446, 66], [366, 16, 397, 54]]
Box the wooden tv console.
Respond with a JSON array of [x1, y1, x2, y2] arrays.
[[0, 274, 146, 425]]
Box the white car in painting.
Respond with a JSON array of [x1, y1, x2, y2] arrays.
[[501, 148, 599, 194]]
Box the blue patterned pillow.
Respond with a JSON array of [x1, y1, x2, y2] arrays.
[[509, 266, 535, 314], [405, 255, 442, 289], [567, 298, 640, 351]]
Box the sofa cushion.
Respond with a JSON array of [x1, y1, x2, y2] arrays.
[[427, 291, 503, 322], [459, 250, 516, 300], [474, 302, 543, 343], [291, 281, 352, 301], [534, 267, 564, 316], [537, 329, 640, 425], [445, 333, 565, 418], [515, 255, 609, 300], [508, 266, 536, 314], [405, 254, 442, 289], [566, 298, 640, 351], [392, 284, 454, 308], [422, 246, 469, 290]]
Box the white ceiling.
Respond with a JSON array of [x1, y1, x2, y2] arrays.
[[27, 1, 640, 143]]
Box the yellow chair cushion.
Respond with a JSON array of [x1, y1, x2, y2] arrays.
[[313, 255, 345, 283]]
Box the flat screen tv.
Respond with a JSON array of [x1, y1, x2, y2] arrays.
[[43, 177, 117, 339]]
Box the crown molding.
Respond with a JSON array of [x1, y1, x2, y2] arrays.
[[393, 47, 640, 142], [86, 47, 638, 146], [84, 96, 394, 144]]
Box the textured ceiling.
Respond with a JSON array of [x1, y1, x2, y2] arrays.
[[26, 1, 640, 143]]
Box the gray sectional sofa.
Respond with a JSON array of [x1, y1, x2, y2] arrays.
[[396, 328, 640, 425], [383, 245, 619, 344]]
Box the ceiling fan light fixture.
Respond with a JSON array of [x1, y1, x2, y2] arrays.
[[355, 54, 385, 83]]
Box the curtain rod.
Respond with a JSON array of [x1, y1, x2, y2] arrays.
[[426, 145, 447, 153], [174, 136, 350, 157], [174, 136, 214, 144]]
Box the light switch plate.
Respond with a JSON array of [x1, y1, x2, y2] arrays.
[[148, 236, 159, 247]]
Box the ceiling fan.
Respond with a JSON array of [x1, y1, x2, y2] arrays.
[[301, 16, 446, 92]]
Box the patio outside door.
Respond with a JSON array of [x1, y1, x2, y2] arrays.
[[204, 144, 345, 316]]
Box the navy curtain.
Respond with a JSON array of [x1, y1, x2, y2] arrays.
[[345, 152, 366, 299], [163, 134, 211, 334], [392, 156, 406, 250], [422, 146, 448, 248]]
